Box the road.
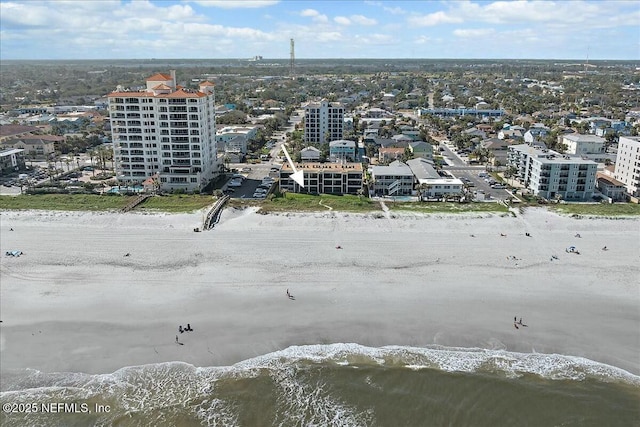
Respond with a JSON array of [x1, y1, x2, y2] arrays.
[[438, 142, 511, 200]]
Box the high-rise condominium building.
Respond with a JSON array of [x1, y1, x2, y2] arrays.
[[614, 136, 640, 197], [303, 100, 344, 144], [107, 71, 217, 192]]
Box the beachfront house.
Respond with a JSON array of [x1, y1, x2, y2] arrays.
[[595, 172, 627, 202], [406, 158, 463, 200], [370, 160, 414, 197]]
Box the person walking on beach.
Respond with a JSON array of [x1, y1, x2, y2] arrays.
[[175, 335, 179, 344], [179, 325, 184, 334], [286, 289, 290, 298]]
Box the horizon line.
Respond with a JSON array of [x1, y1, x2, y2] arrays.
[[1, 57, 638, 62]]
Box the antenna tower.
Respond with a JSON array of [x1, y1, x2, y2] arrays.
[[290, 38, 295, 76]]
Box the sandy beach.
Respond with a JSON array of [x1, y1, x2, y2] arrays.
[[1, 206, 639, 377]]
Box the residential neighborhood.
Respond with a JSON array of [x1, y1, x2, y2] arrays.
[[1, 59, 639, 204]]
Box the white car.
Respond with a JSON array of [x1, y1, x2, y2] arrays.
[[253, 192, 267, 199], [227, 180, 243, 187]]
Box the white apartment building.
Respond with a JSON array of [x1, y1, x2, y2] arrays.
[[406, 158, 463, 199], [303, 100, 344, 143], [560, 134, 605, 155], [108, 71, 217, 192], [614, 136, 640, 197], [508, 144, 598, 201]]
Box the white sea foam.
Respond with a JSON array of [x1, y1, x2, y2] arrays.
[[2, 344, 638, 411], [225, 343, 640, 386]]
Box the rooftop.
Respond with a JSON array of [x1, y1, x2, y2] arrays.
[[281, 162, 362, 172]]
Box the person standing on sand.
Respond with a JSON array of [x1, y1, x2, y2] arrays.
[[175, 335, 179, 344]]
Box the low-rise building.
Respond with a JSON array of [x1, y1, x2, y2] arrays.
[[561, 134, 605, 155], [378, 147, 405, 163], [508, 144, 598, 201], [406, 157, 463, 199], [329, 139, 356, 162], [1, 135, 61, 159], [300, 146, 321, 162], [0, 148, 26, 176], [0, 125, 40, 143], [408, 141, 433, 160], [595, 172, 627, 202], [370, 160, 414, 196], [614, 136, 640, 197], [279, 162, 363, 195]]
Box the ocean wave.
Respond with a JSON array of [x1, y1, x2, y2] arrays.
[[2, 345, 639, 427], [229, 343, 640, 385], [3, 344, 638, 394]]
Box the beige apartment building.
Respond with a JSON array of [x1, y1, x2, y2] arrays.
[[107, 71, 218, 192]]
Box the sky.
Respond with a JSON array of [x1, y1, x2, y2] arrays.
[[0, 0, 639, 60]]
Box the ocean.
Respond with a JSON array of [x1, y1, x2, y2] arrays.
[[1, 344, 638, 427]]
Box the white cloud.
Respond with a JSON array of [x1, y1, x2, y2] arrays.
[[414, 36, 430, 45], [350, 14, 377, 26], [384, 6, 406, 15], [453, 28, 496, 38], [407, 11, 463, 27], [299, 8, 328, 23], [334, 16, 351, 25], [189, 0, 280, 8]]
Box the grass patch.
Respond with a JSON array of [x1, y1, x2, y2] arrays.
[[0, 194, 134, 211], [549, 203, 640, 217], [258, 193, 379, 213], [137, 194, 217, 213], [390, 201, 510, 214]]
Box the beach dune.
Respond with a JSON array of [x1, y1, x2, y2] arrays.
[[1, 207, 638, 377]]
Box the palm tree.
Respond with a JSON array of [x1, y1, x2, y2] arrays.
[[418, 182, 431, 201]]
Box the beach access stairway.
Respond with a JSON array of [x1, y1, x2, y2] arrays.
[[121, 194, 151, 213], [203, 195, 230, 230]]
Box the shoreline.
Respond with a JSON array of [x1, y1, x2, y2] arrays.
[[1, 207, 639, 377]]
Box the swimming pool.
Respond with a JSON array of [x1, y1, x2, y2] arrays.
[[107, 186, 144, 193]]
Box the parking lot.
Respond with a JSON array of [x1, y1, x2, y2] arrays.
[[223, 163, 280, 199]]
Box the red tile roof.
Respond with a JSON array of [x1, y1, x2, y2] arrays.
[[107, 91, 155, 97], [157, 89, 207, 99], [0, 124, 40, 137], [146, 73, 172, 81]]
